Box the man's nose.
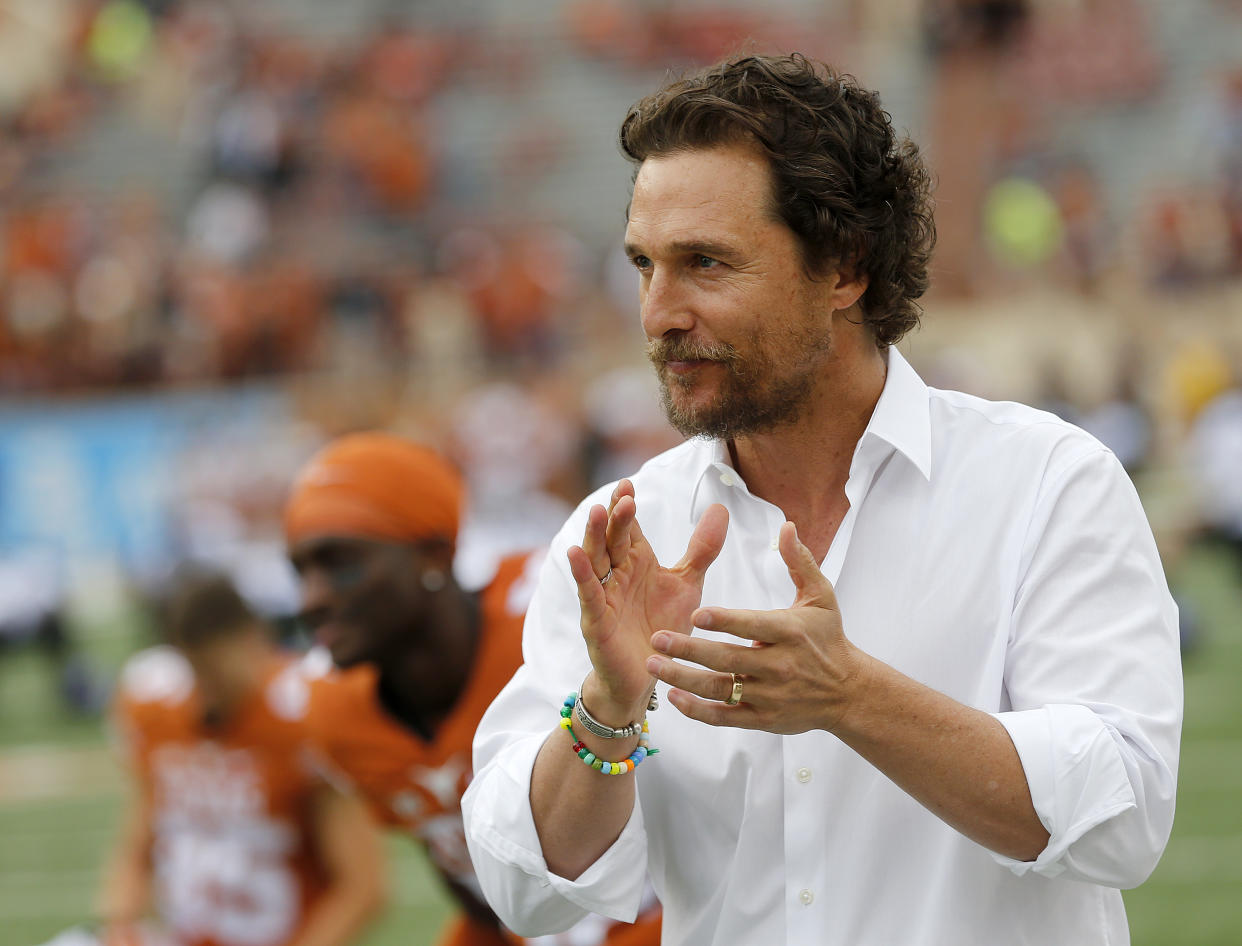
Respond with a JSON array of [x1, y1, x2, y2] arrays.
[[640, 268, 695, 339], [297, 568, 335, 621]]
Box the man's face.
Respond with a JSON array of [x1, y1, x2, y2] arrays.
[[289, 535, 431, 670], [180, 629, 259, 727], [624, 143, 842, 439]]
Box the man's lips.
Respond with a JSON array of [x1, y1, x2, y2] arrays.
[[663, 358, 718, 375], [315, 622, 348, 652]]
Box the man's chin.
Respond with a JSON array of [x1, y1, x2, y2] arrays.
[[327, 645, 368, 670], [660, 382, 724, 437], [661, 395, 734, 440]]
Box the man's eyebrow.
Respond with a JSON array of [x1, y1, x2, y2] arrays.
[[623, 238, 742, 259]]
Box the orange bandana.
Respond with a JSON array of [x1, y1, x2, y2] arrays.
[[284, 433, 464, 547]]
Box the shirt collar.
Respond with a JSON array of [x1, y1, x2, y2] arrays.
[[862, 346, 932, 482], [686, 346, 931, 522]]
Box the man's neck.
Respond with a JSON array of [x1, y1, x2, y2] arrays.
[[728, 342, 887, 563]]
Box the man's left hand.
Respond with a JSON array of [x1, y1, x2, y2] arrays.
[[645, 520, 875, 735]]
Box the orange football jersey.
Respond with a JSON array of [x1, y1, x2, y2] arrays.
[[113, 647, 330, 946], [302, 552, 661, 946]]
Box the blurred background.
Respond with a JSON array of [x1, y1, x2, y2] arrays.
[[1, 0, 1240, 943]]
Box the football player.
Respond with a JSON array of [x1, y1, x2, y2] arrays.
[[284, 433, 660, 946], [100, 571, 385, 946]]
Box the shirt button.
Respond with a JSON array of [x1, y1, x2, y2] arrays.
[[770, 536, 779, 551], [719, 471, 737, 487], [799, 889, 814, 905], [796, 767, 812, 783]]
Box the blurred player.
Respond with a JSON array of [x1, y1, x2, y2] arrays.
[[99, 570, 384, 946], [283, 433, 659, 946]]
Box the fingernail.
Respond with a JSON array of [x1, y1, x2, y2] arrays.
[[645, 655, 664, 674], [695, 610, 714, 629], [651, 631, 670, 650]]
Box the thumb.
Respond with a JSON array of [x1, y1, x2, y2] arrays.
[[676, 503, 729, 581], [778, 521, 839, 611]]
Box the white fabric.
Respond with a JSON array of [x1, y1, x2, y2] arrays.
[[463, 349, 1182, 946]]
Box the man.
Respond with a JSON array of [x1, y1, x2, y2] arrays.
[[462, 54, 1182, 945], [283, 432, 660, 946], [101, 571, 384, 946]]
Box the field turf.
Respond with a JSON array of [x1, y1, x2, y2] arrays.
[[1, 546, 1239, 945]]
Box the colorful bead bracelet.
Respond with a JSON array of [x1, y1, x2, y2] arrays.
[[559, 691, 658, 775]]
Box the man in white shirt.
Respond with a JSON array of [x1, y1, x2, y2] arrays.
[[462, 54, 1181, 946]]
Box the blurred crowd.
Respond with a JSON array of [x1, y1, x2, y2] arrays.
[[2, 0, 1242, 690], [2, 0, 1240, 395]]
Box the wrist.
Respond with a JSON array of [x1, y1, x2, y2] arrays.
[[581, 671, 651, 729], [825, 648, 881, 737], [558, 691, 657, 774]]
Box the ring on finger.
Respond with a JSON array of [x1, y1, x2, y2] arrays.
[[725, 673, 744, 706], [599, 566, 613, 586]]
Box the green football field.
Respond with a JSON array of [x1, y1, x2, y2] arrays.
[[2, 546, 1239, 946]]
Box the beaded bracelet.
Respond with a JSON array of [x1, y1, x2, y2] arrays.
[[559, 692, 659, 775]]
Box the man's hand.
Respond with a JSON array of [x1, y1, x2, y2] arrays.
[[567, 479, 729, 724], [644, 520, 1051, 860], [645, 520, 873, 734]]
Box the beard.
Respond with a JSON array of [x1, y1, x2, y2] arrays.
[[647, 321, 831, 440]]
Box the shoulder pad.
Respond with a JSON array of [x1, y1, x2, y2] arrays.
[[117, 646, 193, 705]]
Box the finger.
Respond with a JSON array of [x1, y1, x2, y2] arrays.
[[568, 545, 609, 626], [778, 521, 839, 611], [581, 504, 611, 578], [607, 478, 636, 512], [605, 494, 636, 566], [666, 688, 762, 730], [674, 503, 729, 582], [649, 630, 754, 674], [691, 605, 796, 644], [644, 652, 737, 703]]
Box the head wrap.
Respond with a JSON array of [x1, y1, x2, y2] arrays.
[[283, 432, 464, 548]]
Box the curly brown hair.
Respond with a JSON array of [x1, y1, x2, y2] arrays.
[[620, 54, 935, 348]]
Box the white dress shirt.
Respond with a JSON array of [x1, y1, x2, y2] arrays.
[[463, 349, 1182, 946]]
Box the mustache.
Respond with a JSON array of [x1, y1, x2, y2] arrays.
[[646, 337, 738, 366]]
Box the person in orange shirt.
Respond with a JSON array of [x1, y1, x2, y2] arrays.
[[283, 433, 660, 946], [99, 571, 385, 946]]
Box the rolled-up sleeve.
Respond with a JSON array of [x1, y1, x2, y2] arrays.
[[463, 513, 651, 935], [989, 447, 1182, 887]]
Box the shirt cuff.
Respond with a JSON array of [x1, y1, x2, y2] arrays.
[[465, 731, 649, 926], [991, 704, 1137, 878]]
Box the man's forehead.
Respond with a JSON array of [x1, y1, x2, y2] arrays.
[[626, 147, 775, 237], [289, 533, 389, 558], [637, 140, 768, 182]]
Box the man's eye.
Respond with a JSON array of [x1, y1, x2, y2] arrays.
[[317, 548, 370, 589], [631, 254, 652, 271], [327, 560, 367, 589], [696, 256, 719, 269]]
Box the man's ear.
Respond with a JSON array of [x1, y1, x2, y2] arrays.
[[420, 536, 456, 572], [828, 266, 868, 312]]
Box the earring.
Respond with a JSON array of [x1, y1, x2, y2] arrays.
[[420, 569, 446, 592]]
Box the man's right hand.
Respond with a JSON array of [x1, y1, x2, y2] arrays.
[[566, 479, 729, 725]]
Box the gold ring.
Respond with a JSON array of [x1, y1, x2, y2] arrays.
[[725, 673, 743, 706]]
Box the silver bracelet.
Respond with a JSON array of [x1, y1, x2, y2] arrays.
[[574, 688, 658, 740]]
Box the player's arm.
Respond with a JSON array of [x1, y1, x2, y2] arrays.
[[96, 780, 154, 943], [288, 785, 387, 946]]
